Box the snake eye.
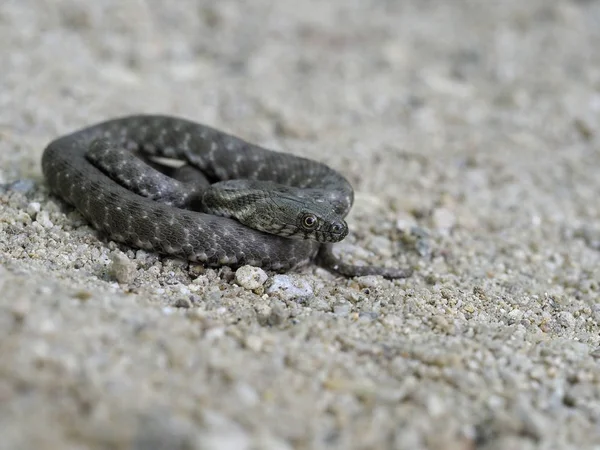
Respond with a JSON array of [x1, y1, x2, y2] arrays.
[[302, 214, 318, 229]]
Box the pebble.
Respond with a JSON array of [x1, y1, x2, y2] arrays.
[[244, 335, 264, 352], [35, 210, 53, 229], [507, 309, 524, 322], [265, 301, 289, 325], [266, 275, 313, 301], [199, 410, 251, 450], [235, 265, 268, 291], [109, 251, 137, 284], [358, 311, 378, 321], [333, 303, 352, 317], [396, 212, 418, 231], [26, 202, 41, 219], [205, 288, 222, 303], [173, 297, 192, 308], [188, 263, 206, 279], [233, 381, 260, 406], [431, 207, 456, 233], [356, 275, 382, 289], [306, 296, 331, 311], [557, 311, 576, 329]]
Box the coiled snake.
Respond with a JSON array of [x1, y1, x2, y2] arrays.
[[42, 115, 409, 279]]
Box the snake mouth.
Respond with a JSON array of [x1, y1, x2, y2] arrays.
[[315, 227, 348, 243], [325, 232, 347, 243], [271, 225, 346, 243]]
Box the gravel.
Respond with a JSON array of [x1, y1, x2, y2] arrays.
[[1, 0, 599, 449]]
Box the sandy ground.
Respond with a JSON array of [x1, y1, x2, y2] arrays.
[[1, 0, 599, 449]]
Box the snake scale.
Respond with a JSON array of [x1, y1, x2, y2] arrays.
[[42, 115, 410, 279]]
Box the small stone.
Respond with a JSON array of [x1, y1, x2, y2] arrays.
[[205, 288, 222, 303], [244, 335, 263, 352], [35, 210, 53, 229], [199, 410, 251, 449], [267, 275, 313, 301], [15, 211, 32, 225], [188, 263, 206, 279], [396, 212, 417, 231], [109, 251, 137, 284], [557, 311, 575, 329], [267, 301, 289, 326], [333, 303, 351, 317], [178, 286, 191, 296], [356, 275, 381, 289], [26, 202, 41, 219], [507, 309, 523, 322], [307, 297, 331, 311], [235, 265, 268, 291], [173, 297, 192, 308], [358, 311, 378, 321], [218, 266, 236, 282], [233, 382, 260, 407], [74, 290, 92, 301], [431, 207, 456, 233]]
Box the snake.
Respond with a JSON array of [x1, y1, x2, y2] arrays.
[[42, 115, 410, 279]]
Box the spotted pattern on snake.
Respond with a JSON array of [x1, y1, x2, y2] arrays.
[[42, 115, 411, 279]]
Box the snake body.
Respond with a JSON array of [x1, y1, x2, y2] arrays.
[[42, 115, 409, 278]]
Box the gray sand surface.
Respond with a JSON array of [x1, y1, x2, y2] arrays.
[[1, 1, 600, 449]]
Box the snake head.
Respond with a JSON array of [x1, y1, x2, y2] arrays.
[[239, 196, 349, 242], [203, 181, 349, 243]]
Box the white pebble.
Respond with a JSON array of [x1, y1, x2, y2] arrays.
[[244, 335, 264, 352], [507, 309, 523, 322], [432, 207, 456, 233], [558, 311, 576, 329], [235, 265, 268, 290], [333, 303, 351, 316], [109, 251, 137, 284], [267, 275, 313, 300], [27, 202, 41, 219], [396, 212, 417, 231], [35, 210, 53, 229]]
